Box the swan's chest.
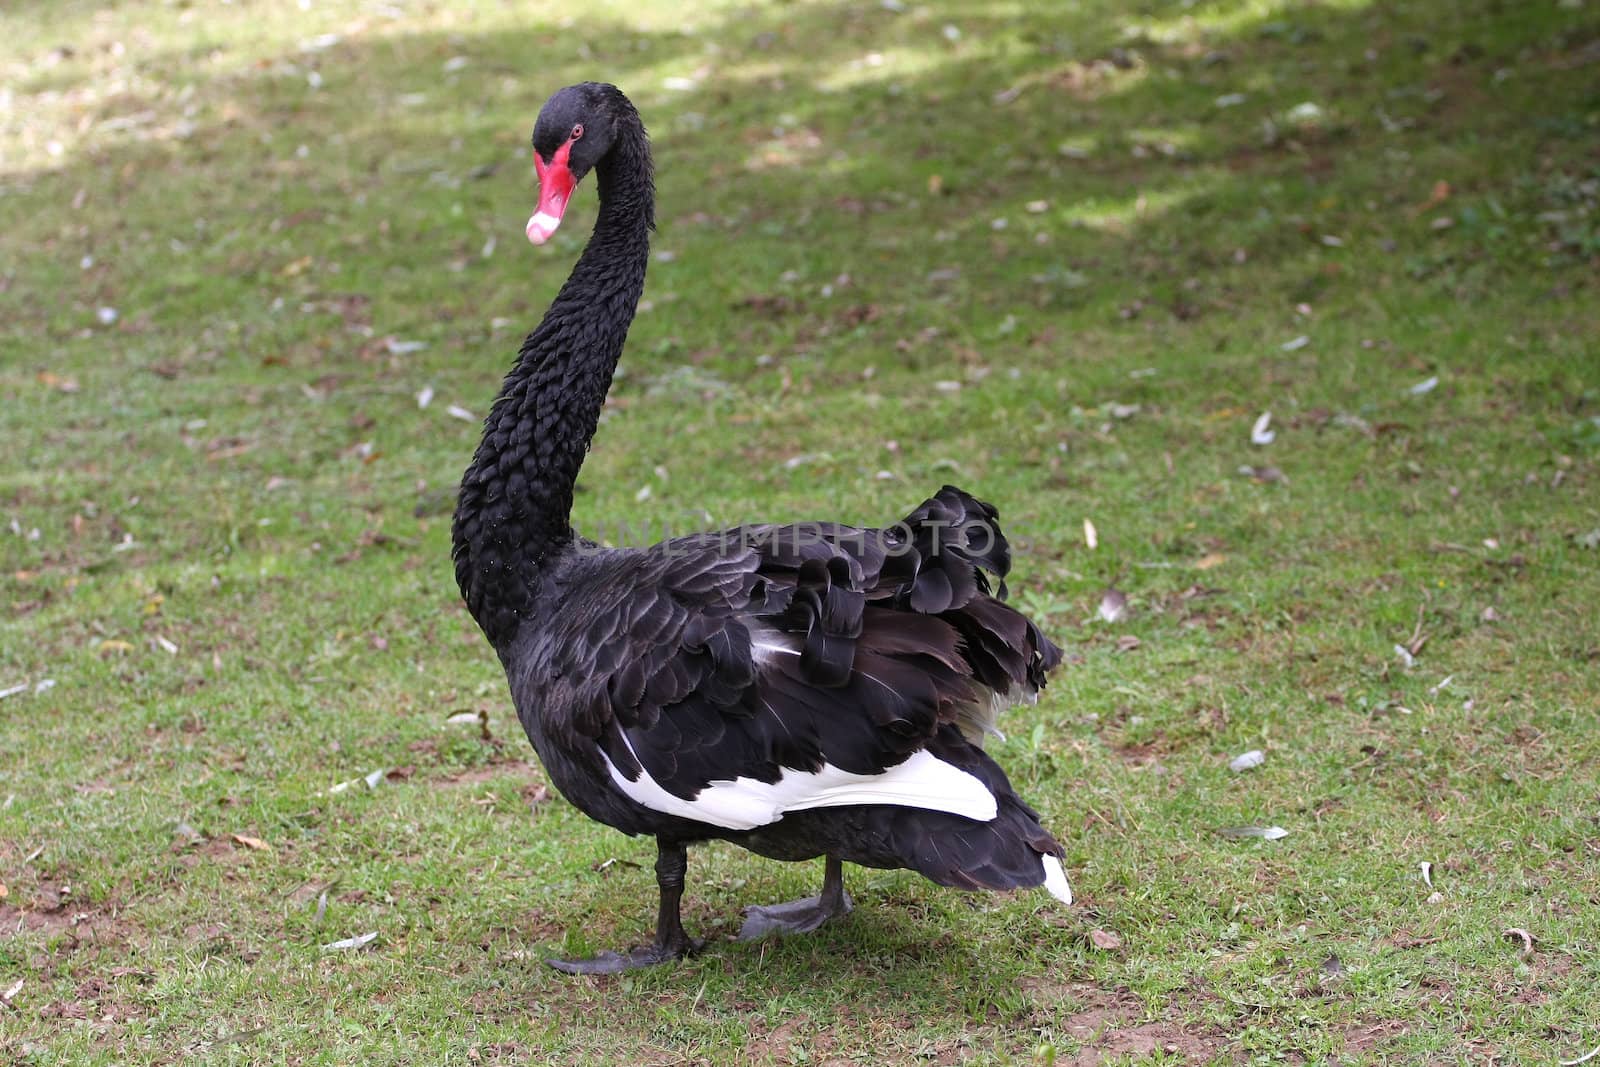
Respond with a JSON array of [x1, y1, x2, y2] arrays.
[[500, 657, 663, 837]]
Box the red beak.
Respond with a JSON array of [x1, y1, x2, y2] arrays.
[[527, 140, 576, 245]]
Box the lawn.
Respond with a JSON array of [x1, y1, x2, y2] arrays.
[[2, 0, 1598, 1063]]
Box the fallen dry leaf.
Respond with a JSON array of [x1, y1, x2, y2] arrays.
[[1098, 588, 1128, 623], [231, 834, 272, 852], [1503, 927, 1535, 956], [321, 931, 378, 952], [1411, 179, 1451, 217], [36, 371, 80, 393], [1195, 553, 1227, 571], [1217, 825, 1290, 841], [1229, 749, 1265, 772], [1089, 928, 1124, 951], [1238, 465, 1287, 484]]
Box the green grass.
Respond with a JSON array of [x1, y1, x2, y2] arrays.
[[2, 0, 1598, 1062]]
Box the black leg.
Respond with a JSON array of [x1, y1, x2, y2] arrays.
[[738, 855, 854, 941], [547, 839, 704, 974], [818, 854, 847, 913]]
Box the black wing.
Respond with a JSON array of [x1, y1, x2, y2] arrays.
[[550, 486, 1062, 820]]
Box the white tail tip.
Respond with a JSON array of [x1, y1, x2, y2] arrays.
[[1041, 854, 1073, 905]]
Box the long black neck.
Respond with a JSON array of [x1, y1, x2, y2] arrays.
[[453, 114, 653, 648]]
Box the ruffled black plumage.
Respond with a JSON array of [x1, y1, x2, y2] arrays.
[[515, 486, 1065, 885], [452, 84, 1070, 972]]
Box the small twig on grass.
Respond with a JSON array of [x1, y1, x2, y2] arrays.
[[1083, 805, 1124, 835], [1404, 597, 1430, 657], [1560, 1043, 1600, 1067], [1091, 789, 1139, 832]]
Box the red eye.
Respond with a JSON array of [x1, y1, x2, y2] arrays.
[[570, 124, 584, 141]]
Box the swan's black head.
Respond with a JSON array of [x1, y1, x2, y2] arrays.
[[526, 82, 632, 245]]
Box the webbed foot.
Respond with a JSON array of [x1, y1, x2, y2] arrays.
[[546, 934, 704, 974], [738, 890, 854, 940], [738, 855, 853, 941]]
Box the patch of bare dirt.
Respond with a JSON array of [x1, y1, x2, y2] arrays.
[[742, 1015, 840, 1065], [0, 898, 135, 951], [1110, 735, 1169, 768], [1502, 949, 1579, 1007], [735, 293, 802, 318], [173, 833, 267, 870], [1065, 1020, 1221, 1066], [1343, 1018, 1410, 1058], [1021, 979, 1234, 1064]]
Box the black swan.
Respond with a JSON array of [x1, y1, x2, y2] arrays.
[[452, 82, 1070, 974]]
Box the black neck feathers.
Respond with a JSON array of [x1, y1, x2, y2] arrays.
[[453, 95, 653, 648]]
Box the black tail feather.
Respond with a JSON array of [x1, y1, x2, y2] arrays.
[[882, 726, 1062, 893]]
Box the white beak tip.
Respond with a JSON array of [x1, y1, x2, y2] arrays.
[[526, 212, 562, 245]]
